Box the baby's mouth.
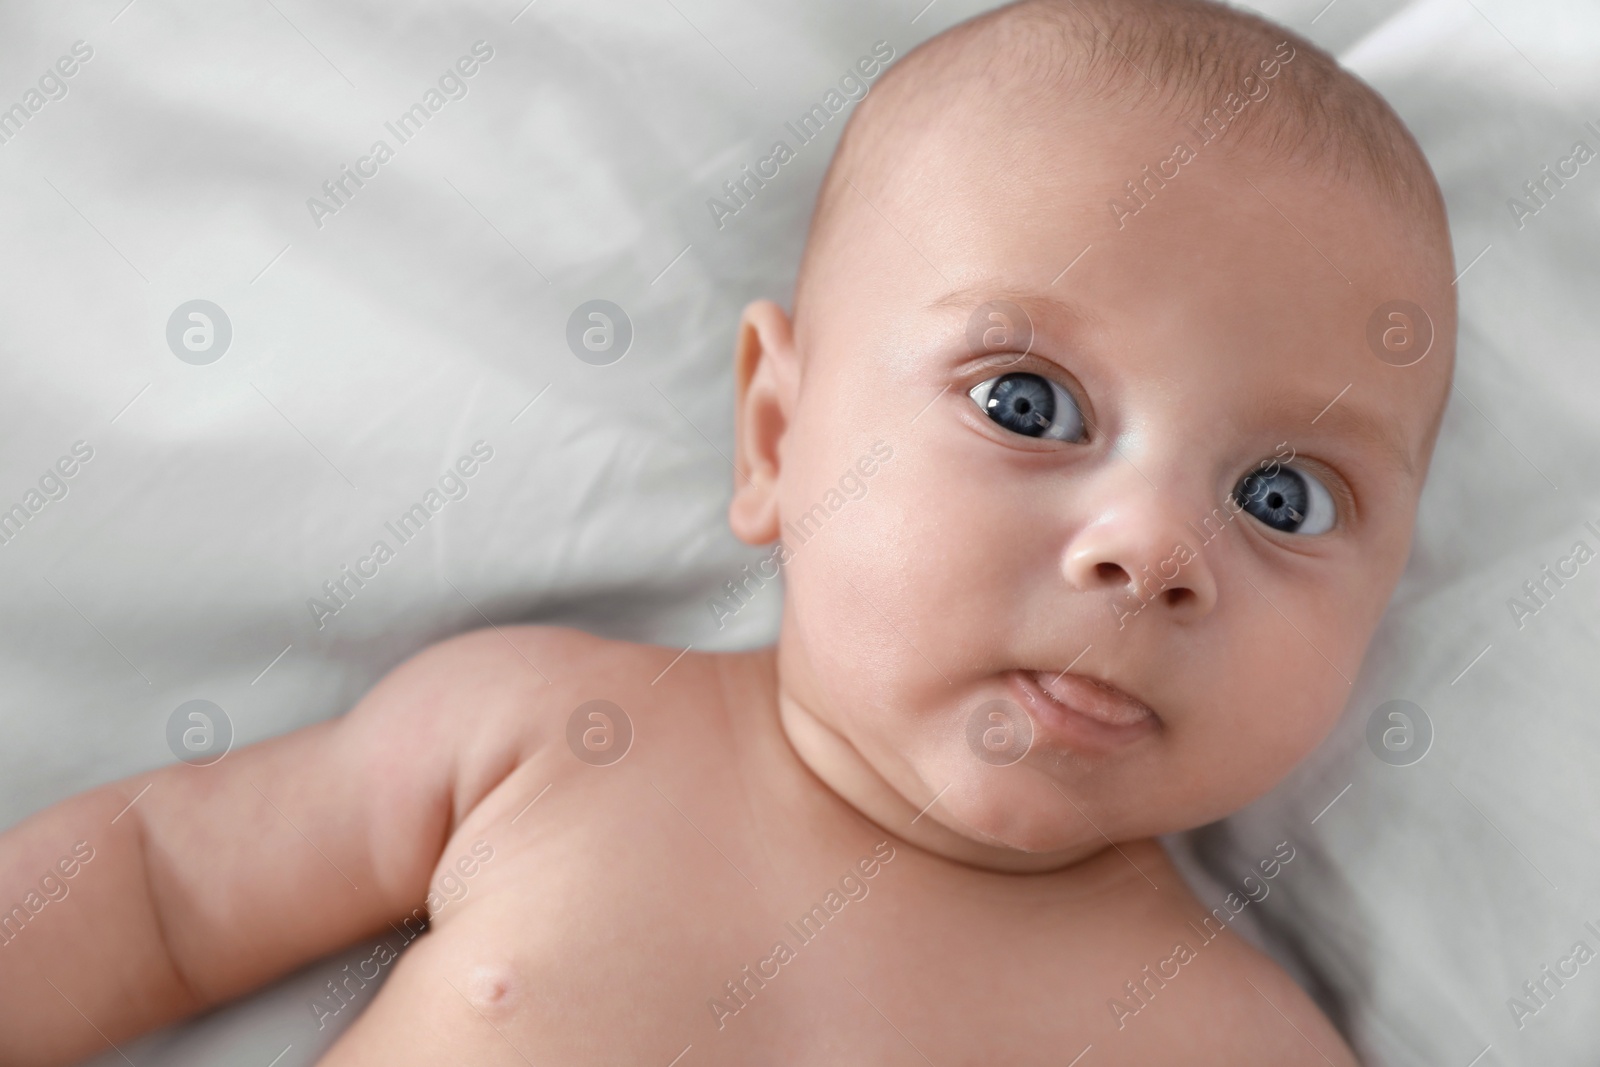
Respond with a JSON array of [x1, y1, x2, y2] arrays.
[[1032, 671, 1156, 726], [1009, 669, 1160, 751]]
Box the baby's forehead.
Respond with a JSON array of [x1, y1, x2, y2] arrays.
[[796, 0, 1451, 326]]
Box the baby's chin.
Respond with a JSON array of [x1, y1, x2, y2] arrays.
[[916, 765, 1129, 858], [900, 739, 1239, 862]]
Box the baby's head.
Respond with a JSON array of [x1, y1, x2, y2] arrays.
[[728, 0, 1455, 869]]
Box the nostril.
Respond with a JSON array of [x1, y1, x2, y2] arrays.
[[1095, 561, 1129, 585], [1164, 587, 1194, 608]]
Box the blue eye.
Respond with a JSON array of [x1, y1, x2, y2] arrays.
[[968, 373, 1086, 442], [1234, 465, 1336, 535]]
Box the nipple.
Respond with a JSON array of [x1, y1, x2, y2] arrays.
[[462, 961, 520, 1016]]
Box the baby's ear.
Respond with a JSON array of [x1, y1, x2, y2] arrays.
[[729, 299, 798, 545]]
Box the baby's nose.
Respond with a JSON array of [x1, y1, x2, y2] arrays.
[[1061, 500, 1218, 624]]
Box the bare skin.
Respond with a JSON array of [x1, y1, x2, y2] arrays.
[[0, 628, 1355, 1065], [0, 21, 1453, 1067]]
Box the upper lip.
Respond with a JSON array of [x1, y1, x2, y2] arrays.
[[1029, 669, 1158, 727]]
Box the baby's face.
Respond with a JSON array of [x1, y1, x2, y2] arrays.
[[742, 99, 1453, 866]]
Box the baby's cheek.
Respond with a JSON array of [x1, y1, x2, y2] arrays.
[[785, 486, 954, 709], [1210, 602, 1352, 772]]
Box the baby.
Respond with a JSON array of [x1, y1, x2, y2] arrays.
[[0, 0, 1454, 1063]]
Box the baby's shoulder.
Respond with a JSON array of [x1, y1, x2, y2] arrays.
[[1152, 937, 1357, 1064], [349, 624, 739, 774], [401, 622, 668, 693], [360, 623, 672, 726], [337, 625, 736, 849], [1097, 854, 1359, 1064]]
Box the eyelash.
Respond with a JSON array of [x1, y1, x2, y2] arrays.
[[961, 356, 1097, 440]]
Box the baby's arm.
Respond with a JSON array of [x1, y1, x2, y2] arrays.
[[0, 626, 558, 1067]]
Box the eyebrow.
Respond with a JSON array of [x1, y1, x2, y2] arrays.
[[927, 286, 1099, 328], [1272, 390, 1416, 479]]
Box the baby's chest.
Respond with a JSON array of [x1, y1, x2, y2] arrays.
[[404, 829, 1204, 1065]]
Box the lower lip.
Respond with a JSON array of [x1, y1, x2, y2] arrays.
[[1007, 671, 1160, 754]]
